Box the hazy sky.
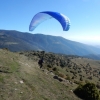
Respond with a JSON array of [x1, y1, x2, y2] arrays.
[[0, 0, 100, 45]]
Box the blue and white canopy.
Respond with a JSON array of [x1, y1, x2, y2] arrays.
[[29, 11, 70, 31]]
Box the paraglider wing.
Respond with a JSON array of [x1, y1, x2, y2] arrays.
[[29, 11, 70, 31]]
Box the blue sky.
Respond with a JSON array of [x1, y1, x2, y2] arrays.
[[0, 0, 100, 45]]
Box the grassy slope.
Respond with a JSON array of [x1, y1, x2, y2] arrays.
[[23, 51, 100, 86], [0, 49, 81, 100]]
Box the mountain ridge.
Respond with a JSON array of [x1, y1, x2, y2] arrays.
[[0, 30, 100, 59]]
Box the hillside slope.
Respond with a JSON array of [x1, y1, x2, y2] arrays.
[[22, 50, 100, 86], [0, 30, 100, 57], [0, 49, 81, 100]]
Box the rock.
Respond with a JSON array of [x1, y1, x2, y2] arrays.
[[20, 80, 24, 84]]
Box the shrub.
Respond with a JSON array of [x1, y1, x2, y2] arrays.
[[65, 75, 70, 80], [85, 80, 89, 84], [47, 64, 52, 68], [72, 76, 74, 79], [74, 82, 100, 100], [60, 62, 65, 68], [52, 67, 57, 71], [96, 84, 100, 89], [74, 80, 80, 84], [80, 76, 83, 81], [58, 73, 65, 78]]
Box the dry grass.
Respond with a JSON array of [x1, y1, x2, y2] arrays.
[[0, 49, 81, 100], [22, 51, 100, 89]]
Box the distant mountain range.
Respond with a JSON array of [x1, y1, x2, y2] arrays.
[[94, 45, 100, 48], [0, 30, 100, 59]]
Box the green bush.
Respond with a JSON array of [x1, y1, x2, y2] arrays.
[[74, 80, 80, 84], [65, 74, 70, 80], [47, 64, 52, 68], [74, 83, 100, 100], [52, 67, 57, 71], [80, 76, 83, 81]]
